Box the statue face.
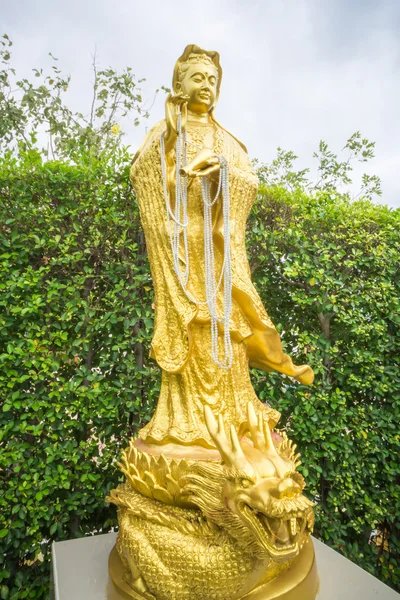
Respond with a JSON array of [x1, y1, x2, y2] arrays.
[[178, 62, 218, 114]]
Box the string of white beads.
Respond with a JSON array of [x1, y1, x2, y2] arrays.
[[160, 112, 233, 369]]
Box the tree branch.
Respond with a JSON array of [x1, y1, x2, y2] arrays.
[[89, 49, 98, 129], [272, 262, 309, 289]]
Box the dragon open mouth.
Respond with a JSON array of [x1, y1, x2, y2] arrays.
[[241, 504, 313, 562]]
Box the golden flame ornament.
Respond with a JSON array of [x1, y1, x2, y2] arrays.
[[107, 45, 318, 600]]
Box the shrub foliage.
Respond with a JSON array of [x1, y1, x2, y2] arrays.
[[249, 186, 400, 589], [0, 153, 160, 599]]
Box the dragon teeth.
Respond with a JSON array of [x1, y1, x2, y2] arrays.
[[290, 518, 297, 536]]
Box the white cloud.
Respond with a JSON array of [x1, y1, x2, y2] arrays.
[[2, 0, 400, 206]]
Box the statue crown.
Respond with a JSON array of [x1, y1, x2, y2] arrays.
[[177, 53, 218, 83]]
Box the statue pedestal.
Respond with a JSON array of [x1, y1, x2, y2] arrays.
[[51, 533, 399, 600]]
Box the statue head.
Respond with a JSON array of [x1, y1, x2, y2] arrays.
[[173, 44, 222, 115]]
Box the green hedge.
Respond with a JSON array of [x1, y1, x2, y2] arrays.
[[249, 186, 400, 589], [0, 157, 399, 597], [0, 155, 159, 599]]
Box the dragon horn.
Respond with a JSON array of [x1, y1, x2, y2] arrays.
[[247, 402, 258, 428], [204, 405, 218, 437], [218, 414, 225, 436], [262, 417, 279, 457], [205, 406, 233, 466], [205, 406, 251, 471], [246, 402, 264, 450], [230, 425, 249, 470]]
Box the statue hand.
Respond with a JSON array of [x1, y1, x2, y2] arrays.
[[180, 148, 221, 182], [164, 92, 189, 153]]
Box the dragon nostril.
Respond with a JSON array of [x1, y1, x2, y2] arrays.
[[278, 478, 301, 499]]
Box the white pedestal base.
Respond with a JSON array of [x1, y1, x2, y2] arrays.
[[51, 533, 399, 600]]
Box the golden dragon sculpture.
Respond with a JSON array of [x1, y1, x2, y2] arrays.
[[107, 403, 317, 600]]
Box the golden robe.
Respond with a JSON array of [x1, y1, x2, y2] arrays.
[[130, 119, 313, 448]]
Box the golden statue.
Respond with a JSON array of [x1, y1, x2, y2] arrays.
[[108, 45, 318, 600]]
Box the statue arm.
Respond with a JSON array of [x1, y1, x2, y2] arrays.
[[163, 93, 189, 154]]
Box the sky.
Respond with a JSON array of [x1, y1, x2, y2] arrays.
[[2, 0, 400, 207]]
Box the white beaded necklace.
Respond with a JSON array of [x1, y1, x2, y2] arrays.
[[160, 112, 233, 369]]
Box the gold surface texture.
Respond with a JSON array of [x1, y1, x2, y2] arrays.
[[108, 539, 318, 600], [108, 44, 317, 600], [108, 405, 316, 600]]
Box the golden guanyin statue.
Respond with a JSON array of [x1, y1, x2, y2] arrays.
[[108, 45, 318, 600]]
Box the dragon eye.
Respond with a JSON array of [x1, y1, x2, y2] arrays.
[[240, 478, 252, 489]]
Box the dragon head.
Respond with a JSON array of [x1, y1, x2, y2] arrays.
[[183, 403, 314, 563]]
